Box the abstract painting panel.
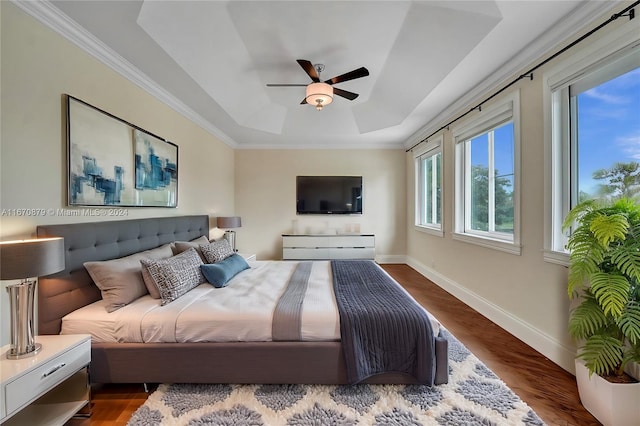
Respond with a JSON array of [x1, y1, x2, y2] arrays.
[[134, 129, 178, 207], [67, 96, 178, 207]]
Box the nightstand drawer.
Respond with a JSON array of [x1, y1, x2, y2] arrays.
[[5, 339, 90, 416]]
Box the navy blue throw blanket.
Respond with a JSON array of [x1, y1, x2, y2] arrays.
[[331, 260, 436, 385]]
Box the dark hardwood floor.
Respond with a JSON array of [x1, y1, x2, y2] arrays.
[[67, 264, 599, 426]]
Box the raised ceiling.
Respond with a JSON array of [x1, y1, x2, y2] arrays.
[[19, 1, 615, 149]]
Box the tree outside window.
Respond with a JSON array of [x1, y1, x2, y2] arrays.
[[415, 137, 443, 235], [574, 67, 640, 205], [466, 122, 515, 237]]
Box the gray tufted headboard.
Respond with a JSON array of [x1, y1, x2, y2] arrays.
[[36, 215, 209, 335]]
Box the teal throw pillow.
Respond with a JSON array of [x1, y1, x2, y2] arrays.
[[200, 254, 250, 288]]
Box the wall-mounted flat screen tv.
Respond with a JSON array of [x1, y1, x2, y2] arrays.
[[296, 176, 363, 215]]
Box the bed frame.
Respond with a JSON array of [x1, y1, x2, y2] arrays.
[[37, 215, 448, 385]]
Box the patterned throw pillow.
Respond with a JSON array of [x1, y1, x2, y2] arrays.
[[140, 248, 205, 305], [200, 239, 234, 263]]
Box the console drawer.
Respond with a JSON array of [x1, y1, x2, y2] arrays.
[[283, 248, 330, 259]]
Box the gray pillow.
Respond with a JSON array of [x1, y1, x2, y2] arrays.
[[200, 239, 234, 263], [140, 248, 205, 305], [141, 264, 161, 299], [84, 244, 173, 312], [172, 235, 210, 262]]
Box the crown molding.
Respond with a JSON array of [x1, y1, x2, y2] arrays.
[[10, 0, 238, 148], [235, 141, 403, 150], [404, 0, 622, 150]]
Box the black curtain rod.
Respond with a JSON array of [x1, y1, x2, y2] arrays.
[[406, 1, 638, 153]]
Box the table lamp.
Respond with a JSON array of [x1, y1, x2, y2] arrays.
[[216, 216, 241, 252], [0, 237, 65, 359]]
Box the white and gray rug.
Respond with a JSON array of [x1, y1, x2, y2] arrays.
[[128, 330, 545, 425]]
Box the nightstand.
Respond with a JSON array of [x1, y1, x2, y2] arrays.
[[0, 334, 91, 425], [239, 253, 256, 261]]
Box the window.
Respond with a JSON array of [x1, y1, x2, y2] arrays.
[[545, 26, 639, 264], [414, 136, 443, 236], [453, 91, 520, 254], [572, 67, 640, 203]]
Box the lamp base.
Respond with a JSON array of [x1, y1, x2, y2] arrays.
[[223, 230, 237, 252], [6, 280, 40, 360], [7, 343, 41, 359]]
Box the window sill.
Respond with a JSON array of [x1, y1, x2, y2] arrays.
[[543, 250, 569, 267], [452, 232, 521, 255], [414, 225, 444, 238]]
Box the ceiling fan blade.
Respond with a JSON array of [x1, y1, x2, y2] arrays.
[[300, 98, 308, 105], [297, 59, 320, 82], [333, 87, 359, 101], [266, 84, 308, 87], [326, 67, 369, 85]]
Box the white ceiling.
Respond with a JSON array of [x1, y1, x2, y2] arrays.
[[20, 1, 616, 149]]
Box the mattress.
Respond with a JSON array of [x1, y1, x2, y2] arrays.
[[61, 260, 441, 343]]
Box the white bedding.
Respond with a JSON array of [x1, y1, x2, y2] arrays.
[[61, 260, 441, 343]]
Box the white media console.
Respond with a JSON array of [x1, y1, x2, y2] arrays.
[[282, 234, 375, 260]]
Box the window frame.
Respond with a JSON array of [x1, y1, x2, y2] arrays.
[[543, 20, 640, 265], [452, 90, 521, 255], [414, 135, 444, 237]]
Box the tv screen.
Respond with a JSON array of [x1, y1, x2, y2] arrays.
[[296, 176, 362, 215]]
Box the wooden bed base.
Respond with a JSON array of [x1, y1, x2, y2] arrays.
[[37, 216, 448, 385]]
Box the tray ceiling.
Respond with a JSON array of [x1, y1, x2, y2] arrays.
[[26, 1, 613, 148]]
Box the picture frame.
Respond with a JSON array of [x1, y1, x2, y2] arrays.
[[66, 95, 178, 207]]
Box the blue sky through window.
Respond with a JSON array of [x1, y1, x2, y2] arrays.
[[469, 122, 514, 190], [577, 67, 640, 196]]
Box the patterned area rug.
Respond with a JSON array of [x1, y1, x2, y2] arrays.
[[128, 330, 545, 425]]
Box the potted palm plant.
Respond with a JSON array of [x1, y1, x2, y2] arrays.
[[563, 198, 640, 425]]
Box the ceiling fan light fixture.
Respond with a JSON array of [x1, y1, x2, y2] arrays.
[[305, 82, 333, 111]]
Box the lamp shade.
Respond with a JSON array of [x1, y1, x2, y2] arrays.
[[0, 237, 65, 280], [217, 216, 242, 229], [305, 82, 333, 110]]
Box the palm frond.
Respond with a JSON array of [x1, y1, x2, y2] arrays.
[[568, 260, 599, 296], [623, 343, 640, 368], [567, 228, 605, 296], [562, 199, 598, 231], [589, 213, 629, 248], [610, 241, 640, 282], [569, 295, 609, 339], [578, 334, 624, 377], [618, 301, 640, 345], [590, 272, 631, 318]]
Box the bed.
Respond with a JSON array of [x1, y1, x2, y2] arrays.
[[37, 215, 448, 385]]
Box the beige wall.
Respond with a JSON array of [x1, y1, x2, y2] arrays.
[[405, 6, 637, 373], [405, 79, 574, 371], [0, 3, 235, 345], [235, 149, 406, 261]]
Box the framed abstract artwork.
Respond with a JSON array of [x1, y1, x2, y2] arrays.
[[66, 95, 178, 207]]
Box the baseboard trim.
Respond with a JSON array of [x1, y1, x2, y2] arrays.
[[406, 256, 577, 374], [375, 255, 408, 264]]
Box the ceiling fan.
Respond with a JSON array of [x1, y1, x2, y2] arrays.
[[266, 59, 369, 110]]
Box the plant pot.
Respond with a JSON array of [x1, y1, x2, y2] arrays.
[[575, 359, 640, 426]]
